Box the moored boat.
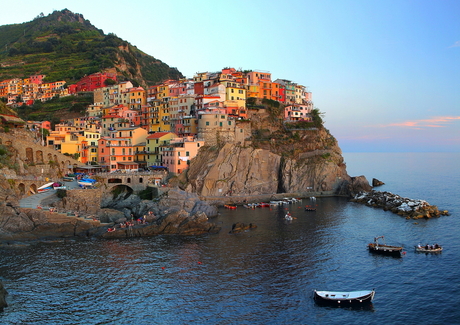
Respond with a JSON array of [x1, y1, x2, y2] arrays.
[[224, 205, 237, 209], [415, 244, 442, 253], [258, 202, 270, 208], [368, 236, 403, 257], [314, 289, 375, 306]]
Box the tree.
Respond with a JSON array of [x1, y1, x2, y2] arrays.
[[311, 108, 325, 127], [104, 78, 116, 86]]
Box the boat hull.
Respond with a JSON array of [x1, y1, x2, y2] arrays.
[[314, 290, 375, 307], [368, 243, 403, 257]]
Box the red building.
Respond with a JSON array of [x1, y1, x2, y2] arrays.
[[69, 72, 117, 93]]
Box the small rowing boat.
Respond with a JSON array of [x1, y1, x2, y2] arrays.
[[415, 245, 442, 253], [314, 289, 375, 306]]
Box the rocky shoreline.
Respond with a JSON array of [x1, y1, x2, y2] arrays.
[[350, 190, 449, 219]]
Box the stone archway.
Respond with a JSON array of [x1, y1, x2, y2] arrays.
[[26, 148, 34, 164], [18, 183, 26, 196], [109, 184, 134, 201], [36, 150, 44, 164], [107, 178, 123, 184], [29, 184, 38, 195]]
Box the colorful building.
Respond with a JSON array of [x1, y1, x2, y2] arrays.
[[161, 136, 204, 174]]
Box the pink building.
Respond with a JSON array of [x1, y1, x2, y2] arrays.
[[161, 137, 204, 174]]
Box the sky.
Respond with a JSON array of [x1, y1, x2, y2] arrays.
[[1, 0, 459, 152]]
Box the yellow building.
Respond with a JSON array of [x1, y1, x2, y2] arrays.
[[60, 133, 87, 162], [221, 81, 247, 117], [122, 87, 146, 110], [158, 98, 171, 132], [145, 132, 177, 166]]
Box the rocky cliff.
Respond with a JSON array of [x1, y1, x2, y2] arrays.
[[182, 120, 370, 200]]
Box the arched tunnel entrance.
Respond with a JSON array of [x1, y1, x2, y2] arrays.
[[110, 184, 134, 200]]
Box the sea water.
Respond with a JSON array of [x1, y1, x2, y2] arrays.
[[0, 152, 459, 324]]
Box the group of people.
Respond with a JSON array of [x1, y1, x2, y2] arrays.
[[107, 211, 156, 232], [418, 243, 441, 250]]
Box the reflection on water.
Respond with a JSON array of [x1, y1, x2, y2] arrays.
[[1, 195, 460, 324]]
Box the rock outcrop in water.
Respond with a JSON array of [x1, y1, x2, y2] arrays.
[[0, 280, 7, 311], [372, 178, 385, 187], [350, 191, 449, 219]]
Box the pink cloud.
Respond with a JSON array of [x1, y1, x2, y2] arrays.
[[379, 116, 460, 128]]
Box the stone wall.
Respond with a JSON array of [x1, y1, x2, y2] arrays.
[[0, 129, 82, 178], [57, 189, 103, 216]]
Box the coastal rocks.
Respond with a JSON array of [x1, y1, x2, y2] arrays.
[[158, 188, 218, 218], [334, 176, 372, 197], [0, 280, 7, 311], [101, 209, 220, 238], [372, 178, 385, 187], [351, 190, 449, 219], [229, 222, 257, 234]]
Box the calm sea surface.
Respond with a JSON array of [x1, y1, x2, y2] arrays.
[[1, 152, 459, 324]]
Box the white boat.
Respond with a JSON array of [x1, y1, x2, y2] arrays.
[[78, 181, 95, 187], [314, 289, 375, 306], [285, 213, 293, 220], [37, 182, 54, 193]]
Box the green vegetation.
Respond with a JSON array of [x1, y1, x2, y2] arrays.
[[0, 144, 18, 171], [0, 9, 183, 86], [56, 189, 67, 198], [15, 94, 93, 123]]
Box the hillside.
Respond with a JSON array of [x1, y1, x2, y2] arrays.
[[0, 9, 183, 86], [0, 101, 18, 116]]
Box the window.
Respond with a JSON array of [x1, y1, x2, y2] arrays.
[[206, 121, 209, 126], [186, 151, 190, 156]]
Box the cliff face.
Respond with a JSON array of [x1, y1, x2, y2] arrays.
[[183, 127, 369, 198]]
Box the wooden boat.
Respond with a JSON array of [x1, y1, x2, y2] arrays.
[[368, 236, 403, 257], [258, 202, 270, 208], [415, 245, 443, 253], [314, 289, 375, 306]]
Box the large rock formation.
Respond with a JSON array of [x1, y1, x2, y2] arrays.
[[182, 136, 370, 200]]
